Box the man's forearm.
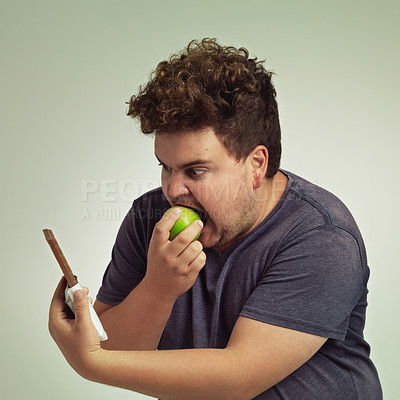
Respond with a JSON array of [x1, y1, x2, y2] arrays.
[[98, 279, 176, 350], [87, 347, 253, 400]]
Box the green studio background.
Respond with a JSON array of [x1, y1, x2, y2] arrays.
[[1, 0, 398, 399]]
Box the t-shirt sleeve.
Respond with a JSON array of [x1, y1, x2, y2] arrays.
[[96, 206, 149, 305], [240, 226, 366, 340]]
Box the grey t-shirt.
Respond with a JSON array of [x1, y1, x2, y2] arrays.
[[97, 170, 382, 399]]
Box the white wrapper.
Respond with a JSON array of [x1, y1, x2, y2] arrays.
[[65, 282, 108, 341]]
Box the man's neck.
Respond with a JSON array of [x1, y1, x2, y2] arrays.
[[213, 171, 288, 254], [258, 170, 288, 223]]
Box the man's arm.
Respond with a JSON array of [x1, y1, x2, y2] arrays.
[[93, 279, 176, 350], [94, 317, 327, 400], [49, 283, 327, 400], [93, 207, 205, 350]]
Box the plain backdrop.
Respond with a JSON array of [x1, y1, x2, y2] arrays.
[[1, 0, 399, 399]]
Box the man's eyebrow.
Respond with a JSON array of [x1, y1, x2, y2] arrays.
[[155, 153, 212, 169]]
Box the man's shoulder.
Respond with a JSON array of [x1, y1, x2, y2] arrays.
[[133, 187, 168, 207], [126, 187, 170, 222], [283, 170, 357, 231]]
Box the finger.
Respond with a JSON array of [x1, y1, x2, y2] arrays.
[[176, 239, 204, 267], [169, 219, 203, 255], [72, 290, 92, 329], [49, 277, 69, 337], [82, 286, 89, 296], [49, 277, 68, 318], [187, 250, 207, 273], [52, 276, 67, 301], [152, 207, 183, 245]]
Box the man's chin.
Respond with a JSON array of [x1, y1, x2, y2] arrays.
[[198, 234, 213, 249], [198, 221, 237, 251], [199, 231, 231, 252], [198, 226, 217, 249]]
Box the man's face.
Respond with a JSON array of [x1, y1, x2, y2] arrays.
[[154, 128, 262, 252]]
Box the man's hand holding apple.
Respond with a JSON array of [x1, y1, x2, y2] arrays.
[[142, 207, 206, 303]]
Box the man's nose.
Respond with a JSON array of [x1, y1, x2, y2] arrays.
[[165, 171, 190, 199]]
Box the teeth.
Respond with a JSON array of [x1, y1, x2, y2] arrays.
[[197, 211, 207, 223]]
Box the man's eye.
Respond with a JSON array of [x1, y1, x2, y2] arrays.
[[189, 169, 206, 176]]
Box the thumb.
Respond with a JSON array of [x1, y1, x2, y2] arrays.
[[72, 289, 91, 327]]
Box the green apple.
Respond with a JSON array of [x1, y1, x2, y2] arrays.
[[167, 206, 202, 240]]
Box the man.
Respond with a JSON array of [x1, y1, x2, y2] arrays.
[[49, 38, 382, 399]]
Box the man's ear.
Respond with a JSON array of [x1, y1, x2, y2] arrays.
[[250, 145, 268, 189]]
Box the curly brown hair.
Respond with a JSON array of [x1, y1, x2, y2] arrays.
[[127, 38, 281, 178]]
